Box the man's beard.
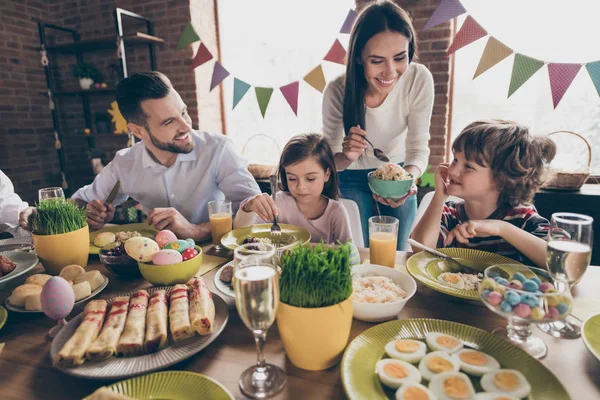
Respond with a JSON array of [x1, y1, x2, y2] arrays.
[[146, 126, 194, 154]]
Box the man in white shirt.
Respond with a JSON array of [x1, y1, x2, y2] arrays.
[[68, 72, 260, 241], [0, 170, 29, 228]]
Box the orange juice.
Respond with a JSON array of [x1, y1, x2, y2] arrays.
[[210, 212, 232, 245], [370, 232, 397, 268]]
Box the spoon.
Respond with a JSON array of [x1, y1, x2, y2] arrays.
[[407, 238, 478, 275], [349, 133, 390, 162]]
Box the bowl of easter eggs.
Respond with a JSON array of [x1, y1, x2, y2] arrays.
[[479, 264, 572, 324], [124, 229, 203, 285]]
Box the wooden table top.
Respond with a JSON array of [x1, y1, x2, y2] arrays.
[[0, 246, 598, 400]]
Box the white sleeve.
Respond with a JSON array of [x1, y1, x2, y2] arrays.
[[404, 65, 435, 176], [70, 159, 128, 206], [0, 170, 28, 227], [321, 77, 346, 155]]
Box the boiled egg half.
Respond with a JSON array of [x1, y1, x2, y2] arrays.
[[437, 272, 465, 289], [453, 349, 500, 376], [395, 382, 437, 400], [429, 371, 476, 400], [480, 369, 531, 399], [418, 350, 460, 381], [426, 332, 464, 353], [385, 339, 427, 364], [376, 358, 422, 389]]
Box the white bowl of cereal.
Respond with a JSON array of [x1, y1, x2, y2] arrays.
[[351, 264, 417, 322]]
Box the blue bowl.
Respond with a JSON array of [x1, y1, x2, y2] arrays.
[[367, 172, 414, 200]]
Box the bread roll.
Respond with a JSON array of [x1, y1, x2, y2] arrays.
[[59, 264, 86, 282], [72, 281, 92, 301], [93, 232, 116, 247], [10, 284, 42, 307], [25, 292, 42, 311], [74, 270, 104, 291], [25, 274, 53, 287]]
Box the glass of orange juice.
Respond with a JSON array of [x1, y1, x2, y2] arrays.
[[369, 216, 399, 268], [208, 200, 233, 248]]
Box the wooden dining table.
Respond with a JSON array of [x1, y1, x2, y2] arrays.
[[0, 245, 598, 400]]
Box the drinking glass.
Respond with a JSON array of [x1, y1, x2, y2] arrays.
[[369, 216, 399, 268], [208, 200, 232, 248], [38, 187, 65, 202], [538, 212, 593, 339], [233, 243, 286, 398]]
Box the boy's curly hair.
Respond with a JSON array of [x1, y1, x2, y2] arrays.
[[453, 120, 556, 208]]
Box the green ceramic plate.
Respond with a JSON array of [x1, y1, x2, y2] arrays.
[[341, 318, 570, 400], [406, 248, 520, 300], [220, 223, 311, 250], [89, 223, 158, 254], [0, 306, 7, 330], [83, 371, 235, 399], [583, 313, 600, 362]]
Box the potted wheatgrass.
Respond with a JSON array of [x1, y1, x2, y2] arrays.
[[276, 242, 353, 371], [31, 198, 89, 275]]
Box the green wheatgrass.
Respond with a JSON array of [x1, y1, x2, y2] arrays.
[[279, 242, 352, 308], [31, 198, 87, 235]]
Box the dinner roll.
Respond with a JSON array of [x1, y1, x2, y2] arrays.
[[74, 270, 104, 291], [59, 265, 86, 282], [93, 232, 116, 247], [25, 292, 42, 311], [72, 281, 92, 301], [25, 273, 53, 287], [10, 284, 42, 307]]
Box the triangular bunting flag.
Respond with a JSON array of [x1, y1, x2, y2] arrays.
[[585, 61, 600, 97], [280, 81, 299, 115], [508, 54, 545, 97], [447, 16, 487, 56], [210, 62, 229, 91], [324, 39, 346, 65], [233, 78, 251, 109], [473, 37, 513, 79], [255, 87, 273, 118], [304, 65, 326, 93], [190, 43, 213, 70], [176, 22, 200, 50], [423, 0, 466, 31], [548, 63, 582, 108], [340, 9, 358, 34]]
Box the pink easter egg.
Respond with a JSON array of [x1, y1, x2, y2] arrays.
[[538, 282, 554, 293], [513, 303, 531, 318], [487, 291, 503, 306], [182, 247, 198, 261], [152, 249, 183, 265], [41, 277, 75, 320], [546, 306, 560, 319], [507, 280, 523, 290], [155, 229, 178, 249]]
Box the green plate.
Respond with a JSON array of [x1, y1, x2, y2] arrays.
[[84, 371, 235, 399], [341, 318, 570, 400], [0, 306, 7, 330], [89, 223, 158, 254], [583, 313, 600, 362], [406, 248, 520, 300], [220, 223, 311, 250]]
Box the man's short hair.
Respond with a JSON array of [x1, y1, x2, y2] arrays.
[[116, 71, 172, 125]]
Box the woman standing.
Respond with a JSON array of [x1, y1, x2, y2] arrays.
[[322, 0, 434, 249]]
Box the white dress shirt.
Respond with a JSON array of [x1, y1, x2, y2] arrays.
[[72, 131, 261, 224], [0, 169, 29, 227]]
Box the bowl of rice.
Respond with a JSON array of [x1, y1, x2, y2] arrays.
[[368, 163, 414, 200], [351, 264, 417, 322]]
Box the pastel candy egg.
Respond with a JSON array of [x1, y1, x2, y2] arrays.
[[520, 293, 539, 308], [507, 280, 523, 290], [495, 285, 507, 295], [556, 303, 569, 315], [481, 278, 496, 291], [164, 239, 195, 253], [538, 282, 554, 293], [504, 290, 521, 306], [152, 249, 183, 265], [155, 229, 177, 248], [513, 303, 531, 318], [487, 291, 503, 305], [494, 277, 509, 286], [182, 247, 198, 261], [500, 301, 513, 313], [531, 307, 545, 321], [125, 237, 160, 262], [547, 306, 560, 319], [523, 279, 539, 292], [511, 272, 527, 283], [40, 277, 75, 321], [546, 296, 559, 307], [530, 276, 542, 285], [481, 288, 492, 299]]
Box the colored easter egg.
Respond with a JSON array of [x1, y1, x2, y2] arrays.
[[538, 282, 554, 293], [531, 307, 545, 321], [155, 229, 178, 249], [556, 302, 569, 315], [480, 278, 496, 291], [41, 277, 75, 320], [520, 292, 539, 308], [487, 291, 503, 306], [504, 290, 521, 306], [500, 301, 513, 313], [507, 280, 523, 290], [182, 247, 198, 261], [522, 279, 539, 292], [152, 249, 183, 265], [547, 306, 560, 319], [511, 272, 526, 283], [530, 276, 542, 285], [494, 277, 509, 286], [545, 295, 559, 307], [125, 236, 160, 262], [481, 289, 492, 299], [513, 303, 531, 318], [164, 239, 195, 253]]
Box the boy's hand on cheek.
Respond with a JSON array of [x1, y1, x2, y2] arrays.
[[444, 220, 502, 246], [434, 163, 450, 198]]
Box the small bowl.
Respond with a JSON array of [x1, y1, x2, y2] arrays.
[[99, 242, 141, 278], [351, 264, 417, 322], [367, 172, 414, 200], [137, 246, 203, 285]]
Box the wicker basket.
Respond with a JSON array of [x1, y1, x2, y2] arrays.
[[243, 134, 281, 180], [542, 130, 591, 191]]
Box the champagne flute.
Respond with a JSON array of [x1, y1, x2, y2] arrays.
[[38, 187, 65, 202], [538, 212, 593, 339], [233, 243, 286, 398]]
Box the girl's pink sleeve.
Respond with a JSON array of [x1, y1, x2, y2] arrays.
[[331, 201, 354, 244]]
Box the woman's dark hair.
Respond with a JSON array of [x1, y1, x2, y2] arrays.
[[278, 134, 340, 200], [116, 71, 172, 126], [453, 120, 557, 207], [343, 0, 417, 135]]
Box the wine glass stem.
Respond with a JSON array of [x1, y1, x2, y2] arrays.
[[507, 316, 532, 342], [254, 330, 267, 371]]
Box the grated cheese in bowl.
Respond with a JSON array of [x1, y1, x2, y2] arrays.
[[352, 274, 407, 304]]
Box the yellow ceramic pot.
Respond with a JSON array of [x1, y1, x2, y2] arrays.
[[32, 225, 90, 275], [276, 296, 353, 371]]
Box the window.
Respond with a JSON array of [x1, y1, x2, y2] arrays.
[[451, 2, 600, 174]]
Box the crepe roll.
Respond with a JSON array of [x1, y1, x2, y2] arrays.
[[86, 296, 130, 361], [116, 290, 149, 357], [169, 284, 194, 342], [54, 300, 107, 367], [59, 264, 86, 282], [188, 277, 215, 335], [74, 270, 104, 291], [144, 290, 168, 353], [25, 291, 42, 311], [25, 273, 53, 287], [9, 284, 42, 307]]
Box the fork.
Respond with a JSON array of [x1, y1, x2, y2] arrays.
[[269, 175, 282, 248]]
